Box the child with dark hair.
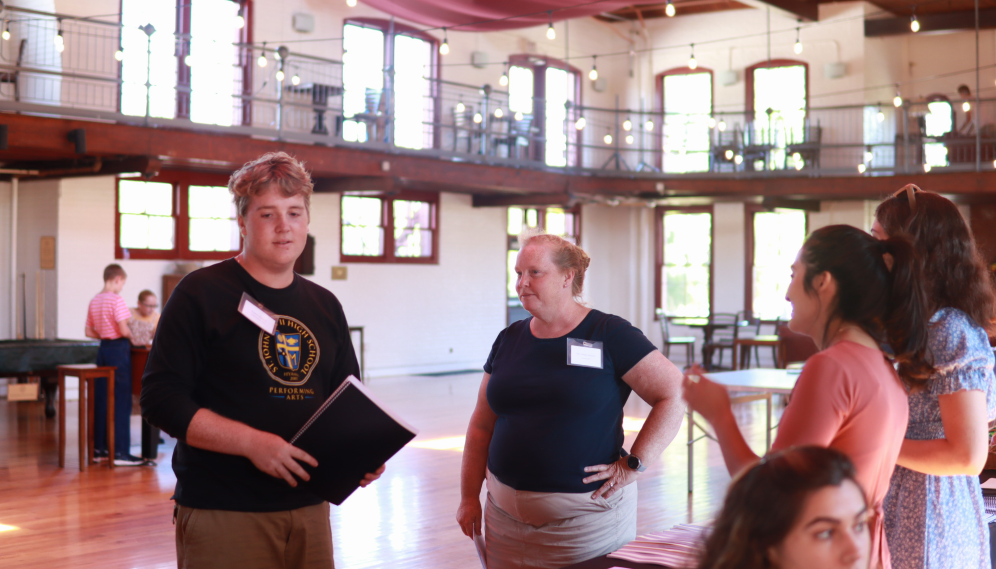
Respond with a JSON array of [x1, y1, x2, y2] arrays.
[[84, 263, 147, 466], [685, 224, 933, 569], [698, 446, 870, 569], [874, 185, 996, 569]]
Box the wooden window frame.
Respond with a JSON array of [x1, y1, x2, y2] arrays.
[[115, 170, 239, 261], [745, 59, 809, 117], [339, 190, 440, 265], [506, 204, 583, 250], [654, 66, 714, 172], [507, 54, 583, 167], [654, 205, 714, 320], [344, 18, 441, 149], [744, 204, 810, 319]]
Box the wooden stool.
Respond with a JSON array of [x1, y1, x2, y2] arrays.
[[57, 364, 115, 471], [733, 337, 779, 370]]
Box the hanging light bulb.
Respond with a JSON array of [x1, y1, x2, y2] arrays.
[[923, 163, 931, 172], [257, 43, 268, 67], [645, 119, 654, 131], [589, 56, 598, 81], [499, 63, 509, 87], [54, 20, 64, 53], [575, 116, 587, 130], [276, 69, 285, 81], [291, 73, 301, 86], [494, 108, 504, 118], [794, 27, 803, 55], [473, 112, 483, 124], [864, 149, 874, 163], [724, 149, 734, 160], [114, 47, 124, 61], [184, 54, 193, 66], [733, 154, 743, 165], [439, 29, 450, 55], [346, 0, 358, 6], [876, 107, 885, 122], [963, 101, 971, 112], [603, 133, 613, 145], [718, 120, 727, 131], [2, 22, 10, 41], [665, 0, 676, 17], [455, 101, 465, 113], [893, 94, 903, 108], [236, 4, 246, 28], [910, 12, 920, 33], [794, 160, 804, 171], [625, 134, 634, 145], [992, 158, 996, 168], [514, 111, 523, 121], [708, 117, 717, 129], [547, 12, 556, 40], [688, 44, 696, 70], [792, 152, 801, 162], [623, 118, 632, 131], [857, 163, 866, 174]]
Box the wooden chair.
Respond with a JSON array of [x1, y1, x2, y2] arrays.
[[735, 316, 780, 369], [57, 364, 116, 471], [786, 121, 822, 170], [0, 39, 27, 102], [494, 113, 534, 159], [656, 308, 694, 366], [776, 323, 819, 368], [703, 312, 742, 370]]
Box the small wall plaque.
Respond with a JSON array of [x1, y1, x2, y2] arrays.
[[331, 266, 348, 281], [39, 236, 55, 269]]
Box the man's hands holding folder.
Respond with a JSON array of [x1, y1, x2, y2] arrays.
[[247, 434, 386, 488]]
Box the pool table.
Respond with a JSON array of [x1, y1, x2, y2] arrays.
[[0, 338, 100, 417]]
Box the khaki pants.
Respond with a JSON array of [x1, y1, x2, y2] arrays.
[[175, 502, 334, 569]]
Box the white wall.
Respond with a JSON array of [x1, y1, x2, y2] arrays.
[[16, 180, 59, 340], [808, 200, 877, 232], [0, 182, 10, 339], [713, 202, 746, 313]]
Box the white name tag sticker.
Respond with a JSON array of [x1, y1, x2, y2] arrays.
[[238, 292, 277, 335], [567, 338, 604, 369]]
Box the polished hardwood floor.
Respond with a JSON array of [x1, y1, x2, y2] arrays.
[[0, 371, 781, 568]]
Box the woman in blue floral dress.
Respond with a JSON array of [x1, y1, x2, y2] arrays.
[[875, 185, 996, 569]]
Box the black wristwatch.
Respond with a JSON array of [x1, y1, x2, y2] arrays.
[[626, 454, 647, 472]]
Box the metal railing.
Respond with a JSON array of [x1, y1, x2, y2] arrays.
[[0, 5, 992, 179]]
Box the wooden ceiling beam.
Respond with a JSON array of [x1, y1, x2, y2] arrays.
[[865, 8, 996, 37], [472, 193, 573, 207], [757, 0, 818, 22]]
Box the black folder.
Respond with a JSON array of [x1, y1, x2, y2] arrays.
[[289, 375, 419, 505]]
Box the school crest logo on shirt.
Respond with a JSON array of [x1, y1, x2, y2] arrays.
[[258, 316, 320, 386]]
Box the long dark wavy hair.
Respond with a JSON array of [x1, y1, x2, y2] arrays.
[[876, 186, 996, 338], [697, 446, 866, 569], [800, 224, 934, 384]]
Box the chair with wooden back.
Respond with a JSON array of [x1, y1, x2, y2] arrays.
[[776, 323, 819, 368], [703, 312, 742, 370], [656, 308, 695, 367]]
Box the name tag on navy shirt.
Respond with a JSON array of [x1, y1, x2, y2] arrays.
[[566, 338, 603, 369], [238, 292, 277, 335]]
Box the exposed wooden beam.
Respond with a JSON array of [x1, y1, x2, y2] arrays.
[[865, 8, 996, 37], [757, 0, 818, 22], [313, 176, 398, 194], [472, 193, 572, 207]]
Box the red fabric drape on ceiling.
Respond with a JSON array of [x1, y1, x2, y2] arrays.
[[358, 0, 633, 32]]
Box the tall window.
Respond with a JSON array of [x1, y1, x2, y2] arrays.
[[924, 96, 953, 167], [116, 172, 240, 260], [507, 55, 580, 167], [506, 206, 580, 322], [659, 69, 712, 173], [340, 192, 438, 263], [342, 19, 437, 149], [657, 208, 711, 317], [748, 208, 806, 320], [748, 61, 807, 170], [121, 0, 245, 123]]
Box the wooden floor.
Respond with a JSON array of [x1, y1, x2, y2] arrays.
[[0, 371, 782, 569]]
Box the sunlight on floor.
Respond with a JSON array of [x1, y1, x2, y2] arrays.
[[410, 436, 466, 451], [0, 523, 20, 532]]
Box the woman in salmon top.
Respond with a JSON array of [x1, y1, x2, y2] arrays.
[[684, 225, 933, 569]]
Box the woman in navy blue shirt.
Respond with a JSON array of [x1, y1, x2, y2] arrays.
[[455, 232, 685, 569]]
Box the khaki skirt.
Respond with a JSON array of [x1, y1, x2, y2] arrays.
[[484, 470, 637, 569]]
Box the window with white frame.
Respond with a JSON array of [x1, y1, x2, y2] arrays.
[[751, 63, 807, 170]]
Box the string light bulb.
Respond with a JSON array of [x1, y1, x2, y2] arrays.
[[455, 101, 465, 113], [665, 0, 676, 17], [893, 90, 903, 107], [236, 5, 246, 28], [963, 101, 971, 112], [625, 134, 634, 145], [114, 47, 124, 61], [494, 108, 504, 118], [257, 43, 267, 67], [857, 163, 866, 174], [623, 118, 632, 131], [708, 117, 717, 129], [718, 120, 727, 131], [439, 29, 450, 55], [291, 73, 301, 86], [910, 13, 920, 33], [923, 163, 931, 172], [276, 69, 285, 81], [346, 0, 358, 6], [575, 116, 587, 130], [725, 149, 734, 160], [473, 112, 483, 124], [688, 44, 696, 70], [794, 27, 803, 55], [184, 54, 193, 66], [515, 111, 524, 121], [733, 154, 743, 165], [877, 106, 885, 122], [547, 12, 556, 40], [54, 20, 64, 53], [499, 63, 509, 87], [589, 56, 598, 81], [645, 119, 654, 131], [2, 22, 10, 41], [603, 133, 613, 145]]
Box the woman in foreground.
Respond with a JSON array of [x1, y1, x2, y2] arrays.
[[699, 446, 871, 569], [684, 225, 933, 569]]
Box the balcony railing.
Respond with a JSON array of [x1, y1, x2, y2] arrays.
[[0, 6, 991, 179]]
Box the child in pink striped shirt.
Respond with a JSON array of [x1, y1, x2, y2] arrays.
[[84, 264, 147, 466]]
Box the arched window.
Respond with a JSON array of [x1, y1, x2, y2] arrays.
[[923, 94, 954, 167], [657, 67, 713, 173], [746, 60, 808, 170], [507, 54, 581, 167]]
